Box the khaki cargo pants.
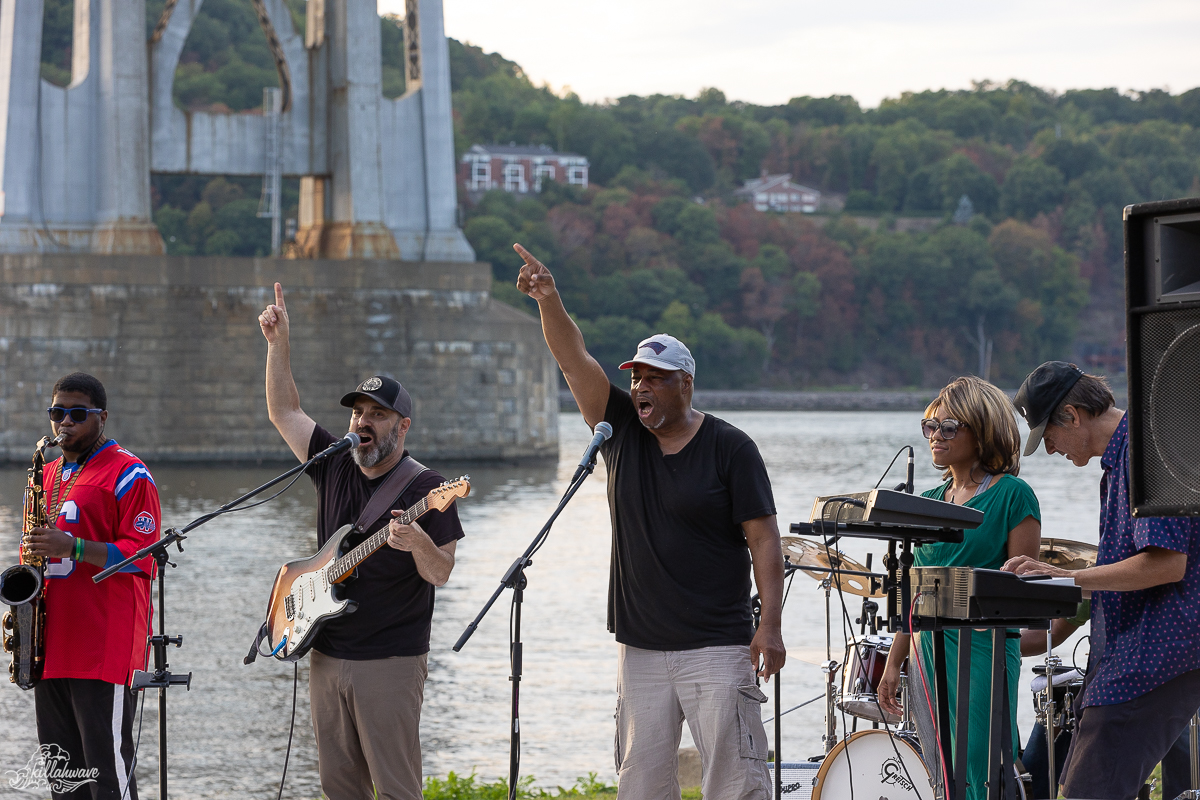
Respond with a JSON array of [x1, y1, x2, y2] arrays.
[[614, 644, 771, 800]]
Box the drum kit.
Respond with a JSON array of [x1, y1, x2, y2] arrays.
[[776, 534, 1099, 800]]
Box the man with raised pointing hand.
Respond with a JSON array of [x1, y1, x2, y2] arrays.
[[514, 243, 786, 800], [258, 282, 465, 800]]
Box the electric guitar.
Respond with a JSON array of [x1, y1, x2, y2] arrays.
[[261, 476, 470, 661]]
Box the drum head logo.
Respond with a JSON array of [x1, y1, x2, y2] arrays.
[[880, 757, 914, 791], [134, 512, 156, 534], [360, 377, 383, 391]]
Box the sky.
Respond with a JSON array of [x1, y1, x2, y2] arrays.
[[378, 0, 1200, 108]]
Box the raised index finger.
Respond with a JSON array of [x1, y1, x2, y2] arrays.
[[274, 282, 286, 309], [513, 243, 541, 269]]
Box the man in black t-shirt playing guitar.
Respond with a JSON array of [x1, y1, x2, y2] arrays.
[[516, 244, 786, 799], [258, 282, 464, 800]]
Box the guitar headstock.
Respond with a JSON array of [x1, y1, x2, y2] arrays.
[[427, 476, 471, 511]]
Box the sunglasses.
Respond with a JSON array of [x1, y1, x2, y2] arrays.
[[921, 418, 968, 440], [48, 407, 103, 423]]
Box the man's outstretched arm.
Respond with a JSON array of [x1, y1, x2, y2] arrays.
[[514, 243, 611, 429], [259, 282, 316, 460]]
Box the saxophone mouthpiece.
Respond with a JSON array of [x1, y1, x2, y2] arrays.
[[48, 433, 66, 447]]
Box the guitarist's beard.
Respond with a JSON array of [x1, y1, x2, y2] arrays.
[[352, 424, 399, 468]]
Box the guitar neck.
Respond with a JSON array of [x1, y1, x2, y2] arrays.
[[328, 497, 430, 582]]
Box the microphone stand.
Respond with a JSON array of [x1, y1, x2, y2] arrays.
[[453, 449, 601, 800], [94, 443, 349, 800]]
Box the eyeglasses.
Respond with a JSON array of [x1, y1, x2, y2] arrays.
[[47, 407, 103, 423], [921, 418, 968, 440]]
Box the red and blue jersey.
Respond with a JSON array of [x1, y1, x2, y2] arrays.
[[40, 440, 161, 684]]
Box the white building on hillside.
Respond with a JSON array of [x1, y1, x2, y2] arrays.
[[735, 173, 820, 213], [460, 144, 589, 195]]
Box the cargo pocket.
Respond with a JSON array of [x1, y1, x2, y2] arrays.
[[736, 684, 769, 760], [613, 695, 625, 773]]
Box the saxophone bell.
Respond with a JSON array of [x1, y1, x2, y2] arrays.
[[0, 564, 42, 607]]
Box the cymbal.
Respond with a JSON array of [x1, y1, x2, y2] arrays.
[[1039, 538, 1099, 571], [781, 536, 884, 598]]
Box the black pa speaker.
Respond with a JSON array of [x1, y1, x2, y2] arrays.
[[1125, 198, 1200, 517]]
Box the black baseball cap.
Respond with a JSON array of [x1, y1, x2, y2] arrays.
[[1013, 361, 1085, 457], [340, 375, 413, 418]]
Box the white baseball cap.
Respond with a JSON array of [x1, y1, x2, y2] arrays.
[[618, 334, 696, 376]]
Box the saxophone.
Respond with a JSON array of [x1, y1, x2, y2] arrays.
[[1, 433, 64, 689]]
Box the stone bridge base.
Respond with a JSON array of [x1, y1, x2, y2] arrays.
[[0, 254, 558, 462]]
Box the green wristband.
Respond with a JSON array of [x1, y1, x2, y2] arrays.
[[73, 536, 84, 561]]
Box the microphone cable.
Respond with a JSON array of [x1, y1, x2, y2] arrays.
[[874, 445, 913, 490], [275, 663, 300, 800], [120, 597, 155, 800]]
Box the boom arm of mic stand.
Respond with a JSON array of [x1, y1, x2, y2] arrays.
[[454, 457, 598, 653], [94, 453, 322, 583]]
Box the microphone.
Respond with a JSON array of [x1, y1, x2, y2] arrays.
[[572, 422, 613, 482], [905, 445, 915, 494], [311, 432, 361, 462]]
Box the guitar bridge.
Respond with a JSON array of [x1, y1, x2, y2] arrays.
[[284, 594, 295, 619]]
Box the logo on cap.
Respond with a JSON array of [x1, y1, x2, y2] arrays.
[[643, 342, 667, 355], [360, 377, 383, 391]]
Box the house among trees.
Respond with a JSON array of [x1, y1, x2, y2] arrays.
[[460, 144, 589, 196], [735, 173, 821, 213]]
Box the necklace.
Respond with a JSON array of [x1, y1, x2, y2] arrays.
[[50, 436, 106, 517]]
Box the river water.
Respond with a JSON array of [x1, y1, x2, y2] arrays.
[[0, 411, 1102, 798]]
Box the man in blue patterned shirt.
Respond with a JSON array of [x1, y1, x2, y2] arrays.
[[1005, 361, 1200, 799]]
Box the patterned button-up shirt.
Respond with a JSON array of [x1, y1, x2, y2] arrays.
[[1084, 413, 1200, 707]]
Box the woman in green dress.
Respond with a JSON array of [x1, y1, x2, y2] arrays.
[[877, 376, 1042, 800]]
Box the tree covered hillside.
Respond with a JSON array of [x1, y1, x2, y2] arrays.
[[451, 50, 1200, 387], [37, 1, 1200, 387]]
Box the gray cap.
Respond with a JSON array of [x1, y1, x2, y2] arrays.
[[618, 334, 696, 376]]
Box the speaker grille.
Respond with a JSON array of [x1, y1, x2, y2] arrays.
[[1138, 308, 1200, 505]]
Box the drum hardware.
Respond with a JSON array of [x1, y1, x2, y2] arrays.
[[1042, 629, 1060, 798], [1184, 711, 1200, 800]]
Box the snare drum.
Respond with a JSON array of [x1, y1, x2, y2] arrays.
[[838, 635, 900, 724], [812, 730, 932, 800]]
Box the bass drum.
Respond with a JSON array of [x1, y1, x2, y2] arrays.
[[813, 730, 933, 800]]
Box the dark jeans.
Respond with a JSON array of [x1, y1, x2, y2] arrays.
[[1022, 721, 1071, 800], [1060, 669, 1200, 800], [1025, 720, 1195, 799]]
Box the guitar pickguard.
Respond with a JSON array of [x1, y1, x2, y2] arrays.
[[282, 567, 349, 658]]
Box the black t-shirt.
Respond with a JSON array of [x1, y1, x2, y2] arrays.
[[600, 385, 776, 651], [306, 425, 465, 659]]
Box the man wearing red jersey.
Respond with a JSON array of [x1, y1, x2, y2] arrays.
[[23, 372, 161, 800]]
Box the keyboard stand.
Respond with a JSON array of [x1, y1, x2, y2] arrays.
[[917, 617, 1050, 800]]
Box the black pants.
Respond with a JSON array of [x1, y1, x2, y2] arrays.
[[1061, 668, 1200, 800], [34, 678, 139, 800]]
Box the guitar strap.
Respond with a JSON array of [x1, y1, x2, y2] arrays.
[[244, 455, 429, 665], [351, 455, 429, 536]]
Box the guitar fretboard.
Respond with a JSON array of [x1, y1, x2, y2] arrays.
[[326, 496, 430, 582]]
